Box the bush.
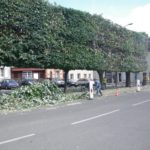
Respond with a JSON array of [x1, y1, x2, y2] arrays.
[[0, 80, 87, 111]]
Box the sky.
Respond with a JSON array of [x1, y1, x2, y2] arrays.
[[48, 0, 150, 36]]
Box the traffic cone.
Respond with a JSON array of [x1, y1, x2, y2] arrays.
[[115, 89, 120, 96]]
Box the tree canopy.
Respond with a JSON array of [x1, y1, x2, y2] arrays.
[[0, 0, 148, 73]]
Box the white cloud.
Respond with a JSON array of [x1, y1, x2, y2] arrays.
[[105, 3, 150, 36]]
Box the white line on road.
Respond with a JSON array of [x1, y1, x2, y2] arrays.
[[67, 102, 82, 106], [71, 109, 120, 125], [46, 107, 58, 110], [132, 99, 150, 107], [0, 134, 35, 145]]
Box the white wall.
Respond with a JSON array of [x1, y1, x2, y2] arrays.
[[45, 69, 64, 79], [68, 70, 93, 81], [0, 67, 11, 81]]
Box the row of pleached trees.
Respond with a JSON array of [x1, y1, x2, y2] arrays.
[[0, 0, 149, 91]]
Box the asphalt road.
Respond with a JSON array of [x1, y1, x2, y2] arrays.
[[0, 90, 150, 150]]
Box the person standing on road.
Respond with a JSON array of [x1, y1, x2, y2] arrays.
[[95, 79, 103, 96]]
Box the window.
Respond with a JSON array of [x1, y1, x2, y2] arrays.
[[77, 73, 80, 79], [70, 74, 74, 79], [55, 71, 60, 79], [84, 74, 87, 79], [22, 71, 32, 79], [0, 68, 4, 77], [50, 71, 53, 79], [89, 74, 91, 79], [106, 72, 113, 83]]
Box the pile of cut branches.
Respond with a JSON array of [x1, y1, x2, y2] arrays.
[[0, 80, 87, 112]]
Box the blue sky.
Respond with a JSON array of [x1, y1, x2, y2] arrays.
[[49, 0, 149, 16], [48, 0, 150, 36]]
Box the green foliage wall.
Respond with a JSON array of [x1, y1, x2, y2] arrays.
[[0, 0, 148, 72]]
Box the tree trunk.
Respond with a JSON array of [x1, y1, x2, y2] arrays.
[[64, 70, 69, 93], [98, 71, 103, 84], [126, 72, 131, 87], [115, 72, 118, 88]]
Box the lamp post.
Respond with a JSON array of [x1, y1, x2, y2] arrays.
[[113, 23, 133, 88], [124, 23, 133, 87], [124, 23, 133, 28]]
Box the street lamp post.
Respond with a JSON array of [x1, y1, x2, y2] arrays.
[[124, 23, 133, 28], [124, 23, 133, 87]]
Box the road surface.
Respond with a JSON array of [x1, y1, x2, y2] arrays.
[[0, 90, 150, 150]]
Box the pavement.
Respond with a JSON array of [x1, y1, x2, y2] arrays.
[[96, 85, 150, 97], [0, 89, 150, 150]]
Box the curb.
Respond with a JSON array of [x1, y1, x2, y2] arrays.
[[94, 85, 150, 98]]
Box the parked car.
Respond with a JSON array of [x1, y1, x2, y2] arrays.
[[0, 79, 19, 89], [51, 78, 65, 87], [20, 79, 35, 86], [75, 79, 89, 87], [67, 79, 77, 87]]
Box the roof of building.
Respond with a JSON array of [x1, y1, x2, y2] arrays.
[[11, 68, 45, 72]]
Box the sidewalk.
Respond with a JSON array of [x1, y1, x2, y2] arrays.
[[94, 85, 150, 97]]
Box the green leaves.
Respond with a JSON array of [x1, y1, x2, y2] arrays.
[[0, 80, 87, 111], [0, 0, 148, 73]]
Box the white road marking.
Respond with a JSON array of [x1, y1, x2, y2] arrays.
[[46, 107, 58, 110], [132, 99, 150, 107], [71, 109, 120, 125], [0, 134, 35, 145], [67, 102, 82, 106]]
